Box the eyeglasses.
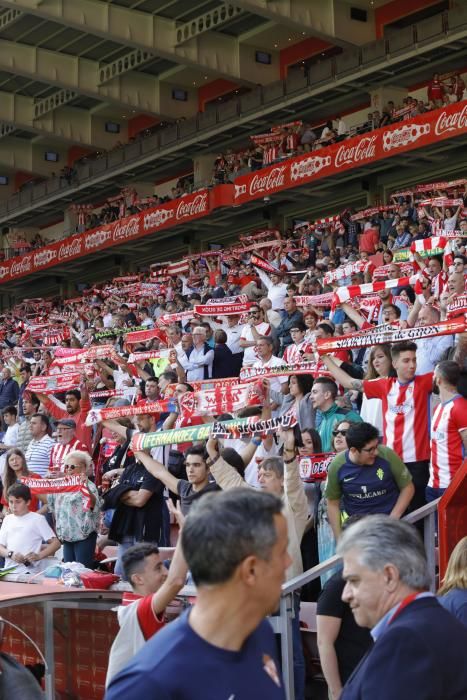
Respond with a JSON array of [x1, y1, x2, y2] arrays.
[[332, 429, 348, 437], [359, 445, 378, 454]]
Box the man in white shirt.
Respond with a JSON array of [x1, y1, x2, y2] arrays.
[[253, 337, 288, 394], [25, 414, 56, 477], [0, 483, 60, 574], [178, 327, 214, 381], [240, 305, 272, 367], [255, 268, 288, 311], [259, 297, 282, 328], [139, 307, 154, 329]]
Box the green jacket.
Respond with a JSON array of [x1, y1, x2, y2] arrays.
[[317, 403, 362, 452]]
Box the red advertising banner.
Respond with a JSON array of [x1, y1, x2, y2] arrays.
[[0, 188, 212, 284], [232, 100, 467, 205], [0, 101, 466, 286]]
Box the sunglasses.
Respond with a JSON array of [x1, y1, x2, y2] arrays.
[[332, 429, 348, 437], [64, 464, 81, 471]]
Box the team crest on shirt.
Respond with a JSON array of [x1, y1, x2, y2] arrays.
[[376, 468, 384, 481], [389, 403, 412, 415], [262, 654, 281, 687]]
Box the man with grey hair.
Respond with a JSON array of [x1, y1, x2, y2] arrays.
[[337, 515, 467, 699], [105, 489, 289, 700], [177, 326, 214, 381]]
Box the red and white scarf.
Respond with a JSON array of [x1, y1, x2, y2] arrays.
[[21, 475, 92, 510], [179, 383, 262, 418]]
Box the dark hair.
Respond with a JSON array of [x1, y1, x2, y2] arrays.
[[3, 405, 17, 417], [436, 361, 467, 397], [139, 307, 149, 315], [290, 321, 307, 332], [24, 392, 40, 409], [313, 376, 338, 399], [391, 341, 417, 360], [317, 322, 334, 337], [160, 370, 178, 384], [7, 482, 31, 502], [185, 445, 208, 462], [299, 427, 322, 453], [122, 542, 160, 585], [20, 365, 31, 374], [398, 286, 416, 304], [65, 389, 81, 401], [3, 448, 29, 495], [182, 489, 283, 586], [346, 422, 379, 450], [215, 329, 228, 344], [31, 413, 50, 431], [289, 374, 314, 396], [384, 303, 401, 319]]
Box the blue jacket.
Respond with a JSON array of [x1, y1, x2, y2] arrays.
[[341, 596, 467, 700], [0, 378, 19, 410]]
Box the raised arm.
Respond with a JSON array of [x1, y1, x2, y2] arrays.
[[320, 355, 362, 392], [135, 450, 180, 495]]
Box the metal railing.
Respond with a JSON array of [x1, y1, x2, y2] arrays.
[[274, 499, 440, 700], [0, 8, 464, 223]]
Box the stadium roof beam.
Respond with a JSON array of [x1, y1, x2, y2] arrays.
[[0, 39, 162, 114], [229, 0, 354, 46], [175, 4, 244, 45], [0, 0, 247, 82]]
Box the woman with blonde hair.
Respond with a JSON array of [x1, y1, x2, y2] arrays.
[[438, 536, 467, 626]]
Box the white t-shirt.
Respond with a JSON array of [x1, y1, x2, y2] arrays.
[[240, 322, 272, 367], [0, 511, 55, 573], [0, 423, 19, 471]]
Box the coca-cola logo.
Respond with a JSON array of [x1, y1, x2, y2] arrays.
[[249, 166, 287, 196], [112, 216, 140, 242], [176, 193, 208, 220], [435, 104, 467, 136], [143, 208, 174, 231], [335, 135, 377, 168], [382, 123, 430, 152], [84, 229, 112, 250], [33, 249, 57, 268], [0, 265, 9, 279], [10, 255, 32, 277], [58, 238, 82, 261]]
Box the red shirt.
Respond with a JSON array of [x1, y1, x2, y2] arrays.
[[359, 228, 379, 254], [43, 396, 92, 451], [363, 374, 433, 463], [429, 395, 467, 489], [49, 438, 90, 474], [1, 472, 42, 510]]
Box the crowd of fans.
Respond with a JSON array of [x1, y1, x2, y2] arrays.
[[0, 158, 465, 696]]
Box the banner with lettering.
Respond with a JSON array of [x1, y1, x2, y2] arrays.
[[21, 475, 92, 510], [299, 453, 335, 482], [85, 399, 177, 425], [178, 383, 261, 418]]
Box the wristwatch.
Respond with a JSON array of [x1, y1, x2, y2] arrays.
[[7, 550, 13, 558]]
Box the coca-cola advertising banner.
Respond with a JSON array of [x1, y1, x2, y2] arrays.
[[232, 100, 467, 204], [0, 102, 466, 286], [0, 188, 212, 284]]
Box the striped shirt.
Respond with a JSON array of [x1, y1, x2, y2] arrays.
[[430, 395, 467, 489], [25, 435, 56, 477], [49, 438, 90, 474], [363, 374, 433, 463]]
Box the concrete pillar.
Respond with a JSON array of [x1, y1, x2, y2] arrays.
[[193, 154, 214, 188]]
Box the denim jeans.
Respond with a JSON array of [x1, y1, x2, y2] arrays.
[[62, 531, 97, 569], [425, 485, 446, 502], [114, 535, 137, 578], [292, 592, 306, 700]]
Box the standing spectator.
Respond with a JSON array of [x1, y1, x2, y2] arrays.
[[256, 269, 288, 312], [239, 304, 272, 368], [45, 451, 100, 568], [426, 361, 467, 502], [25, 414, 55, 478], [275, 297, 303, 354], [48, 418, 90, 475], [325, 423, 414, 540], [0, 368, 19, 413], [0, 406, 19, 471], [359, 224, 380, 255], [36, 387, 92, 451], [18, 364, 32, 418], [310, 378, 361, 452], [17, 392, 40, 454], [322, 342, 433, 511], [177, 327, 214, 381], [1, 448, 42, 514], [212, 329, 234, 379], [252, 337, 288, 395], [105, 490, 289, 700], [427, 72, 444, 103], [337, 517, 467, 700]]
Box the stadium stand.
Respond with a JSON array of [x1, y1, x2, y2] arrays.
[[0, 2, 465, 699]]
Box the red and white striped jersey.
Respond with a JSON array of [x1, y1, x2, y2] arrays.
[[283, 340, 313, 365], [49, 438, 90, 474], [429, 395, 467, 489], [363, 373, 433, 463]]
